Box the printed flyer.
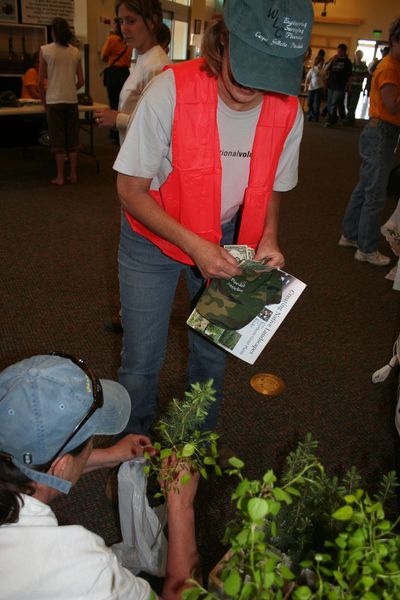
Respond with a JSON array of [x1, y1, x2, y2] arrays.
[[187, 246, 306, 365]]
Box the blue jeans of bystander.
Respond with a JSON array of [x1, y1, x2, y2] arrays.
[[342, 119, 400, 253], [327, 89, 346, 125]]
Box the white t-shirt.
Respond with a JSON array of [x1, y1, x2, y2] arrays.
[[116, 45, 171, 144], [114, 69, 303, 223], [41, 42, 81, 104], [0, 495, 152, 600], [305, 66, 325, 91]]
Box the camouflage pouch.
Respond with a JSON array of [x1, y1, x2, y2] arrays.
[[196, 269, 283, 330]]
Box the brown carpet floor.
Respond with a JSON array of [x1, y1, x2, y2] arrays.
[[1, 118, 400, 582]]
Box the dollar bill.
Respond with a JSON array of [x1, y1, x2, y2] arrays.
[[223, 244, 249, 262]]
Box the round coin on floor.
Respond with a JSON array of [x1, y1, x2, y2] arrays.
[[250, 373, 285, 396]]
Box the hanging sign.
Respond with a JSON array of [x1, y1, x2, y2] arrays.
[[21, 0, 74, 26]]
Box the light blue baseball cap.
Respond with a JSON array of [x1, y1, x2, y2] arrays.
[[0, 355, 131, 494], [224, 0, 314, 96]]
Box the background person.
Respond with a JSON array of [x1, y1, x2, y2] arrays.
[[95, 0, 171, 146], [340, 17, 400, 266], [113, 0, 313, 436], [101, 18, 132, 113], [0, 354, 199, 600], [345, 49, 369, 125], [39, 17, 84, 185], [305, 55, 325, 121], [324, 43, 352, 127]]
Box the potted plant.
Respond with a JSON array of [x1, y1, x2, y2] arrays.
[[144, 379, 222, 496], [182, 435, 400, 599]]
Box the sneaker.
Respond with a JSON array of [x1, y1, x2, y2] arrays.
[[354, 249, 391, 266], [338, 235, 358, 248]]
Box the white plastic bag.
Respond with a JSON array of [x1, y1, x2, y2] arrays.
[[111, 457, 168, 577]]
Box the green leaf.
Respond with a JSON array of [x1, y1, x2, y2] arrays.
[[199, 466, 208, 479], [344, 494, 357, 503], [223, 569, 241, 597], [263, 469, 277, 485], [332, 505, 354, 521], [214, 464, 222, 477], [180, 473, 191, 485], [181, 588, 205, 600], [203, 456, 216, 465], [182, 443, 195, 457], [160, 448, 173, 459], [247, 497, 269, 520], [238, 582, 254, 600], [285, 485, 301, 497], [267, 499, 281, 516], [332, 570, 347, 588], [292, 586, 312, 600], [263, 572, 275, 588], [229, 457, 245, 469], [273, 487, 293, 504], [280, 565, 295, 580], [359, 575, 374, 590]]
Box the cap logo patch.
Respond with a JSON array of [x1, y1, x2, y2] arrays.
[[255, 7, 308, 51]]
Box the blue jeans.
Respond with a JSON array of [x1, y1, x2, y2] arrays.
[[307, 88, 322, 119], [342, 119, 400, 253], [327, 88, 346, 124], [118, 213, 237, 435]]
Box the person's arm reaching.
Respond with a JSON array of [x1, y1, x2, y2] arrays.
[[117, 173, 242, 280], [161, 462, 200, 600], [84, 434, 153, 472]]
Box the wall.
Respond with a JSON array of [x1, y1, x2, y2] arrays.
[[74, 0, 114, 103], [75, 0, 399, 101], [311, 0, 400, 57]]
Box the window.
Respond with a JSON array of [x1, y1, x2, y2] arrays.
[[171, 20, 189, 60]]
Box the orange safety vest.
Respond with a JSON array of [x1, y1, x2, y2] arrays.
[[125, 58, 298, 265]]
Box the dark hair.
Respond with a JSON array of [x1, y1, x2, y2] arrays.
[[338, 43, 348, 52], [115, 0, 163, 35], [51, 17, 73, 47], [317, 48, 325, 57], [0, 439, 91, 526], [201, 14, 228, 78], [157, 23, 171, 51]]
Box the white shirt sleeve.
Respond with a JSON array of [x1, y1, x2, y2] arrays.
[[273, 102, 304, 192], [113, 69, 175, 186]]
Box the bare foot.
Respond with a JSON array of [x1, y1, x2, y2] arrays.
[[68, 176, 77, 184], [51, 178, 64, 185]]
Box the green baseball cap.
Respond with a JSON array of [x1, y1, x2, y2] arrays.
[[224, 0, 314, 96], [196, 269, 283, 330]]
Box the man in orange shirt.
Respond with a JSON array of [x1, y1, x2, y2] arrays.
[[340, 17, 400, 266]]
